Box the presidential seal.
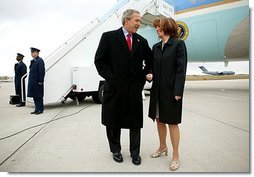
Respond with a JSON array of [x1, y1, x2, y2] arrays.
[[177, 21, 189, 41]]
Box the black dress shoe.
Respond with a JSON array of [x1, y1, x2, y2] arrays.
[[30, 111, 37, 114], [113, 152, 123, 163], [131, 155, 141, 165], [16, 103, 25, 107], [35, 111, 43, 115]]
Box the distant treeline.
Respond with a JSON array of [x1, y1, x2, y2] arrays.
[[0, 76, 13, 81], [187, 74, 249, 81]]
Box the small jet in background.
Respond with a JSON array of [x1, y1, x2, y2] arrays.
[[199, 66, 235, 75]]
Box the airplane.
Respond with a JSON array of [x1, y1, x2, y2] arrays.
[[139, 0, 250, 67], [28, 0, 249, 104], [199, 66, 235, 75]]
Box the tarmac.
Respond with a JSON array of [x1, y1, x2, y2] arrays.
[[0, 79, 250, 173]]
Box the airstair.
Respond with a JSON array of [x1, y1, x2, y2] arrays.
[[39, 0, 174, 104]]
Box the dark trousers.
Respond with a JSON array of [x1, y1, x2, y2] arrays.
[[106, 126, 141, 157], [17, 91, 26, 105], [16, 81, 26, 105], [33, 97, 44, 112], [19, 81, 26, 105]]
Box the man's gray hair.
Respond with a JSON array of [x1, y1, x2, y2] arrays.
[[122, 9, 140, 25]]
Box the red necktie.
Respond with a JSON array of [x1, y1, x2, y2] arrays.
[[126, 33, 132, 51]]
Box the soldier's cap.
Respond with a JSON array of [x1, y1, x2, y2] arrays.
[[17, 53, 25, 58], [30, 47, 40, 52]]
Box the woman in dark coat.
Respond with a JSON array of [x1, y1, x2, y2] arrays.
[[146, 17, 187, 171]]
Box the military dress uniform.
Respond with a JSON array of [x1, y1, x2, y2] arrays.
[[14, 53, 27, 107], [27, 47, 45, 115]]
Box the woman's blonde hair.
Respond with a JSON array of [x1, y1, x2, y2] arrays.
[[153, 17, 179, 38]]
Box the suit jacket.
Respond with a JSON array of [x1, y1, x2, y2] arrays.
[[95, 27, 152, 129], [27, 56, 45, 98]]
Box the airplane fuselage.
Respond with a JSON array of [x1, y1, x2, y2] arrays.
[[138, 0, 249, 63], [203, 71, 235, 75]]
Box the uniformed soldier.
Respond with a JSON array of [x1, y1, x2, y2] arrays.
[[14, 53, 27, 107], [27, 47, 45, 115]]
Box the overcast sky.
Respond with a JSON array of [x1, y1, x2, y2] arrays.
[[0, 0, 117, 76], [0, 0, 251, 76]]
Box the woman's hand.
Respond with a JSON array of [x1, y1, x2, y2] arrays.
[[146, 74, 153, 81], [175, 96, 181, 101]]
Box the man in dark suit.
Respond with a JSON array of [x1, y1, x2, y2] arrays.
[[14, 53, 27, 107], [27, 47, 45, 115], [94, 9, 152, 165]]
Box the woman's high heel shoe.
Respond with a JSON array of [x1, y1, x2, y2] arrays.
[[169, 160, 180, 171], [150, 147, 168, 158]]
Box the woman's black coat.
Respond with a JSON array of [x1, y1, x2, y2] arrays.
[[148, 37, 187, 124]]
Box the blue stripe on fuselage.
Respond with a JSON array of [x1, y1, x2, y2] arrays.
[[173, 0, 223, 11]]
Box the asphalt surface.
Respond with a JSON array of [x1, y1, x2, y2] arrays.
[[0, 79, 250, 173]]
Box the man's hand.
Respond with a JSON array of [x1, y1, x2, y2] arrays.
[[146, 74, 153, 81], [175, 96, 181, 101]]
